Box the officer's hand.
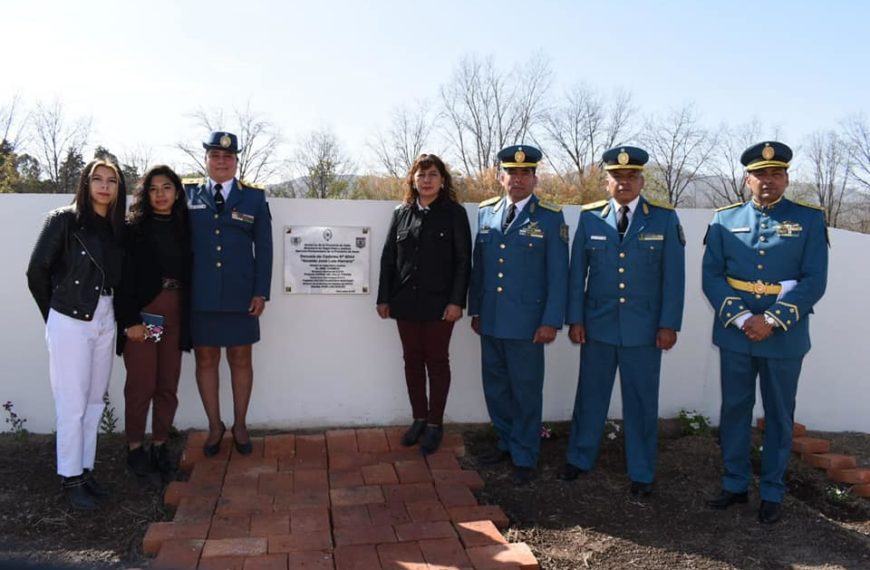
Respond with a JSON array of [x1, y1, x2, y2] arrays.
[[656, 328, 677, 350], [249, 296, 266, 317], [376, 304, 390, 319], [533, 325, 557, 344], [442, 304, 462, 322], [126, 324, 146, 343], [471, 316, 481, 335], [568, 324, 586, 345], [742, 315, 773, 342]]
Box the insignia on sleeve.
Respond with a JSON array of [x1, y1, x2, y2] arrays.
[[538, 200, 562, 212], [581, 199, 608, 211], [678, 224, 686, 246], [715, 202, 743, 212], [560, 223, 569, 243]]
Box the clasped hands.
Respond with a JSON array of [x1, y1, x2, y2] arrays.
[[741, 314, 774, 342]]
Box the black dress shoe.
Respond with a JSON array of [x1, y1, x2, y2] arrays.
[[203, 422, 226, 458], [706, 490, 749, 510], [478, 448, 509, 465], [151, 444, 175, 480], [82, 469, 109, 498], [232, 425, 253, 456], [758, 500, 782, 524], [62, 476, 97, 511], [512, 466, 536, 486], [630, 481, 653, 497], [559, 463, 585, 481], [419, 425, 443, 456], [127, 446, 155, 477], [401, 420, 427, 447]]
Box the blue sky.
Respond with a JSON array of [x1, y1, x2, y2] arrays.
[[3, 0, 867, 178]]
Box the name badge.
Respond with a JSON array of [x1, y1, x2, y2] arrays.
[[232, 210, 255, 223], [730, 227, 751, 233], [639, 233, 664, 241], [590, 235, 607, 241]]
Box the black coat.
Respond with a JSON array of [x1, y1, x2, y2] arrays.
[[377, 197, 472, 321], [115, 217, 192, 355], [27, 206, 116, 322]]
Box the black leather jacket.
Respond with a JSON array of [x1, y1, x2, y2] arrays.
[[27, 206, 112, 322]]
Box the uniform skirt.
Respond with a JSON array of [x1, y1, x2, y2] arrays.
[[191, 311, 260, 347]]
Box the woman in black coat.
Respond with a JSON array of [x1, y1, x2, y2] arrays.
[[376, 154, 472, 454], [115, 165, 191, 479]]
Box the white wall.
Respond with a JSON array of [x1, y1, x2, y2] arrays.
[[4, 195, 869, 434]]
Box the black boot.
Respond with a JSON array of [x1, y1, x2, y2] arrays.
[[151, 444, 175, 481], [419, 425, 444, 456], [62, 476, 97, 511], [401, 420, 427, 447], [127, 446, 154, 477], [82, 469, 109, 498]]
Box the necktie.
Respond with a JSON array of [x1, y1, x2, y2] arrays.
[[617, 205, 630, 239], [214, 183, 225, 213], [502, 203, 516, 232]]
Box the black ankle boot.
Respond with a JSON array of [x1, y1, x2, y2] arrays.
[[419, 425, 444, 456], [401, 420, 427, 447], [62, 476, 97, 511], [127, 446, 154, 477], [82, 469, 109, 497], [151, 444, 175, 480]]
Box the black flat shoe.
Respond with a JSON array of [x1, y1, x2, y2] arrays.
[[758, 500, 782, 524], [82, 469, 109, 498], [232, 425, 253, 456], [630, 481, 653, 498], [62, 476, 97, 511], [203, 422, 226, 457], [706, 490, 749, 510], [477, 447, 510, 466], [401, 420, 427, 447], [512, 466, 536, 486], [151, 444, 175, 480], [127, 446, 155, 477], [559, 463, 586, 481], [419, 425, 444, 456]]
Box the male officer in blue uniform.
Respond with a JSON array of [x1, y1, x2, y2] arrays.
[[560, 146, 686, 497], [468, 145, 569, 485], [185, 131, 273, 456], [702, 141, 828, 524]]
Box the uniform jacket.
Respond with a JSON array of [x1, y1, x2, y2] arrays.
[[377, 197, 472, 321], [468, 194, 569, 340], [702, 197, 828, 358], [185, 179, 273, 312], [115, 217, 192, 355], [27, 206, 116, 323], [566, 196, 685, 347]]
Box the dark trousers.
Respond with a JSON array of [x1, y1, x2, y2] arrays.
[[123, 289, 183, 443], [396, 319, 455, 425]]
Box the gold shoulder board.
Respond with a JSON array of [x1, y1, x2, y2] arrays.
[[646, 199, 675, 210], [794, 200, 825, 211], [479, 196, 501, 207], [182, 177, 205, 186], [581, 199, 608, 211], [715, 202, 743, 212], [241, 180, 265, 191], [538, 201, 562, 212]]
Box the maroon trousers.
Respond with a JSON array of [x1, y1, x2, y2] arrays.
[[396, 319, 455, 425], [123, 289, 183, 443]]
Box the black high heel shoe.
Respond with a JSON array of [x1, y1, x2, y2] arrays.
[[203, 422, 226, 457], [232, 425, 253, 456]]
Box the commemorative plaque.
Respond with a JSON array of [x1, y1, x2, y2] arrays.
[[284, 225, 370, 294]]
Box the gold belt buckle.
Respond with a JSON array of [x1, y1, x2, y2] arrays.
[[752, 280, 767, 295]]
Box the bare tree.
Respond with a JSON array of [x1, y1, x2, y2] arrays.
[[642, 104, 716, 206], [31, 100, 91, 191], [806, 130, 850, 227], [843, 114, 870, 192], [700, 120, 774, 206], [294, 129, 355, 199], [177, 104, 282, 183], [440, 54, 551, 178], [1, 95, 28, 148], [371, 103, 433, 178]]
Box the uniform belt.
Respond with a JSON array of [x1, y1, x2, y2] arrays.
[[162, 278, 182, 290], [726, 277, 781, 296], [100, 287, 113, 296]]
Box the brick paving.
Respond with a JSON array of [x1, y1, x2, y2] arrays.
[[145, 428, 539, 569]]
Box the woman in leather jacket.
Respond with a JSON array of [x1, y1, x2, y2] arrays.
[[26, 159, 126, 511], [376, 154, 472, 454], [115, 165, 191, 480]]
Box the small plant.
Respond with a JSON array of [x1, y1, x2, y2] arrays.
[[604, 419, 621, 442], [540, 423, 554, 439], [825, 484, 850, 505], [2, 401, 28, 439], [100, 393, 118, 434], [678, 409, 711, 436]]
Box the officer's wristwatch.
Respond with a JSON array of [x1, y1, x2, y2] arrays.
[[763, 314, 778, 328]]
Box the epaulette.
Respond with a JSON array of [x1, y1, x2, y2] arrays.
[[538, 201, 562, 212], [715, 202, 743, 212], [182, 177, 204, 186], [240, 180, 265, 191], [479, 196, 501, 207], [646, 199, 675, 210], [794, 200, 825, 212], [581, 200, 608, 211]]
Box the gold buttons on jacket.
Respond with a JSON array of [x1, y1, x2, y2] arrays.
[[619, 252, 626, 258], [216, 245, 222, 251], [758, 250, 766, 256], [215, 229, 221, 235], [498, 272, 504, 278], [499, 244, 506, 249], [619, 297, 626, 303], [618, 268, 625, 273], [619, 283, 626, 289], [759, 236, 767, 242], [216, 261, 222, 268], [757, 264, 763, 270], [498, 258, 504, 264], [496, 286, 503, 293]]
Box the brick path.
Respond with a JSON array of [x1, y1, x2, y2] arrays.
[[144, 427, 539, 569]]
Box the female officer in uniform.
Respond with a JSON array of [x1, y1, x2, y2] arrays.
[[377, 154, 472, 455]]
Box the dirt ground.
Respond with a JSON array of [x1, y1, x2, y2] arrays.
[[0, 423, 867, 569]]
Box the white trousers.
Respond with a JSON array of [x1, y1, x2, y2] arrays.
[[45, 296, 115, 477]]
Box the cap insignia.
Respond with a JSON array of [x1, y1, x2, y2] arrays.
[[761, 143, 775, 160], [617, 150, 630, 165], [220, 134, 232, 148], [514, 149, 526, 163]]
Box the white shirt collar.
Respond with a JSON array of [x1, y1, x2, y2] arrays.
[[506, 194, 532, 212], [611, 195, 640, 220], [209, 178, 235, 199]]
